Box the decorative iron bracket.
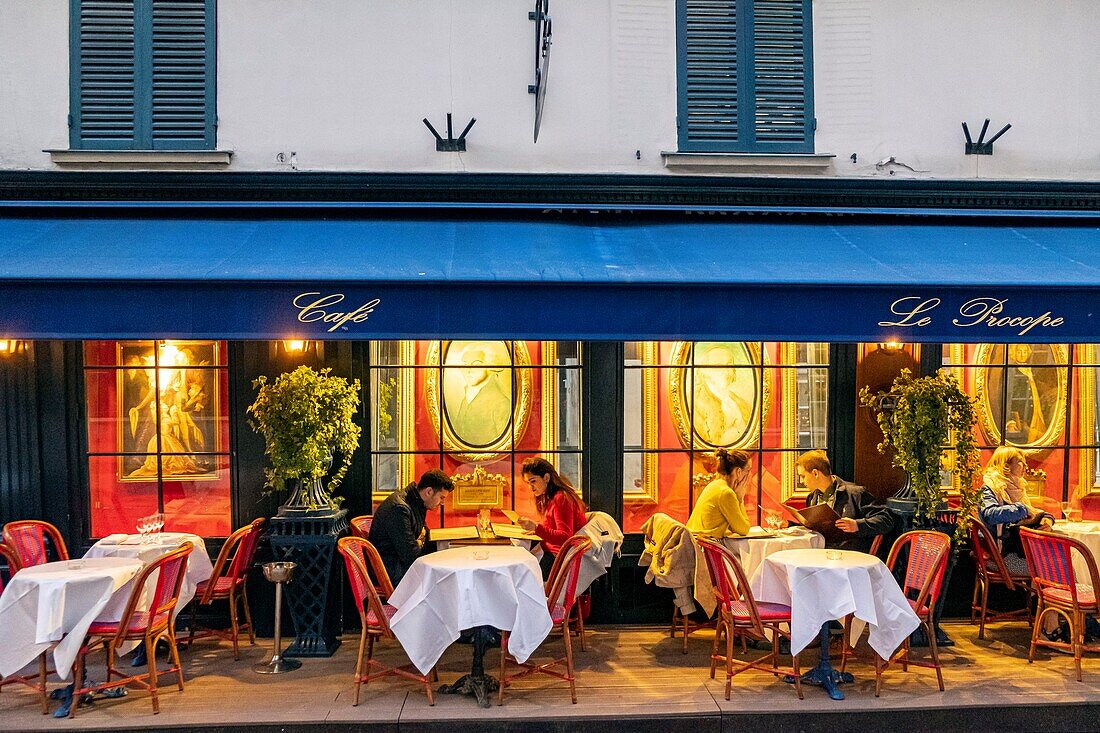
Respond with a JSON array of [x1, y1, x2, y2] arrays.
[[962, 119, 1011, 155], [423, 113, 476, 152]]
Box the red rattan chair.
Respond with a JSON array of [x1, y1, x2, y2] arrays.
[[3, 520, 68, 568], [0, 542, 49, 714], [70, 542, 194, 717], [970, 517, 1032, 638], [1020, 528, 1100, 681], [697, 536, 801, 701], [187, 518, 264, 660], [349, 515, 373, 539], [337, 537, 435, 705], [872, 530, 951, 696], [498, 535, 592, 705]]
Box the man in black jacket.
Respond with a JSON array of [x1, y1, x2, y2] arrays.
[[797, 450, 894, 552], [369, 469, 454, 585]]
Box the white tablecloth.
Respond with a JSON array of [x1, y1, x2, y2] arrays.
[[388, 546, 553, 675], [0, 558, 143, 680], [1051, 521, 1100, 584], [749, 548, 920, 659], [85, 532, 213, 621], [721, 527, 825, 581]]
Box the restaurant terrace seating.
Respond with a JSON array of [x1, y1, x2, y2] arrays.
[[187, 518, 264, 660], [0, 541, 49, 714], [69, 542, 194, 717], [350, 515, 374, 540], [872, 530, 951, 696], [498, 534, 592, 705], [970, 516, 1033, 638], [1020, 527, 1100, 681], [2, 520, 68, 569], [697, 536, 801, 701], [337, 536, 436, 706]]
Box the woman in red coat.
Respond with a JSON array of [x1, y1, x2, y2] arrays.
[[517, 456, 587, 579]]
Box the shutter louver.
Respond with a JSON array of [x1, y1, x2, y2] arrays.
[[752, 0, 809, 147], [683, 0, 739, 145], [76, 0, 137, 148], [151, 0, 212, 148]]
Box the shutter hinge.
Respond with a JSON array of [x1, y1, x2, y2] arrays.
[[67, 114, 73, 129], [813, 117, 817, 131]]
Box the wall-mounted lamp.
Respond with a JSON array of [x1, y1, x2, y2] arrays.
[[271, 339, 324, 361], [877, 341, 904, 353], [0, 340, 28, 358]]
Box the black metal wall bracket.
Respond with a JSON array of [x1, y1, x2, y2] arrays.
[[962, 119, 1011, 155], [423, 113, 476, 152]]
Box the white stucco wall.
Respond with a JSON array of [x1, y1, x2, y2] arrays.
[[0, 0, 1097, 179]]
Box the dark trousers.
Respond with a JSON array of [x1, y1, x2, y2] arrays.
[[539, 548, 555, 581]]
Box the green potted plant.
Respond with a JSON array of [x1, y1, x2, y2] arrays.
[[248, 365, 362, 515], [859, 368, 981, 544]]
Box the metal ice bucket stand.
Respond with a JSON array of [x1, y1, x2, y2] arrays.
[[254, 561, 301, 673]]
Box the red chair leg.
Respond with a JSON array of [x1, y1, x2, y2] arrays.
[[241, 586, 256, 646], [563, 620, 577, 704], [228, 591, 241, 660], [353, 629, 367, 706]]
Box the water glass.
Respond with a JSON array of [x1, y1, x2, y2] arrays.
[[826, 550, 842, 561]]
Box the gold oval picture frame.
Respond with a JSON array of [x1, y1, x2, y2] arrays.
[[425, 340, 533, 461], [668, 341, 770, 450], [974, 343, 1068, 453]]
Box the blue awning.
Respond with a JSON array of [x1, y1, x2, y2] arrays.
[[0, 214, 1097, 341]]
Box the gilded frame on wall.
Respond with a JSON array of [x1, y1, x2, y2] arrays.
[[115, 339, 221, 482], [424, 340, 533, 463], [627, 342, 803, 504], [450, 466, 507, 509], [973, 343, 1068, 454]]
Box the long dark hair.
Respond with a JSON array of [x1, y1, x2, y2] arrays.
[[522, 456, 586, 515]]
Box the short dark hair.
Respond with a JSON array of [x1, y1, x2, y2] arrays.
[[417, 469, 454, 493]]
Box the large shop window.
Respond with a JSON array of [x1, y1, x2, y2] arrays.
[[943, 344, 1100, 516], [367, 341, 582, 529], [676, 0, 815, 153], [70, 0, 217, 150], [623, 342, 828, 532], [84, 340, 231, 538]]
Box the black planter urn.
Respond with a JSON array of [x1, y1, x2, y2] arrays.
[[267, 509, 348, 657]]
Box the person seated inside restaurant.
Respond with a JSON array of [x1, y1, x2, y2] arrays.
[[516, 457, 587, 580], [686, 448, 752, 539], [979, 446, 1053, 573], [369, 469, 454, 586], [797, 449, 894, 552]]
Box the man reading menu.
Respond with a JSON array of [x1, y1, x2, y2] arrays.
[[796, 450, 894, 552]]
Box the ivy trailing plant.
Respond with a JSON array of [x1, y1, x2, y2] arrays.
[[248, 366, 362, 511], [859, 369, 981, 548]]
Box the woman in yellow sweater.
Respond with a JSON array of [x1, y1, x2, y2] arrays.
[[686, 448, 751, 537]]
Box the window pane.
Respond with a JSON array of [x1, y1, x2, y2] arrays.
[[163, 455, 231, 536], [89, 456, 159, 538]]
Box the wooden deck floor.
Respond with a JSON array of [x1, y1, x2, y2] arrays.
[[3, 620, 1097, 733]]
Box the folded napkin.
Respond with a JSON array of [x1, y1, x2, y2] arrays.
[[98, 533, 129, 545]]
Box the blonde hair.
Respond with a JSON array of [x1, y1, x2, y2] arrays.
[[982, 446, 1029, 505], [797, 449, 831, 476]]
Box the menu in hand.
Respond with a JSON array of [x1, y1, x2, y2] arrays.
[[782, 502, 845, 544]]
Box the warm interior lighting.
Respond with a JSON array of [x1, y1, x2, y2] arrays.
[[0, 340, 26, 357], [878, 341, 904, 352], [283, 340, 308, 354]]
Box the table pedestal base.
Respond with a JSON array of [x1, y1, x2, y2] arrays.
[[438, 625, 500, 708], [783, 623, 853, 701]]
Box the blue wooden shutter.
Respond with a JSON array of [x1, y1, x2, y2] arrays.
[[72, 0, 139, 149], [677, 0, 813, 153], [151, 0, 215, 149], [71, 0, 215, 150], [751, 0, 813, 151], [678, 0, 740, 149]]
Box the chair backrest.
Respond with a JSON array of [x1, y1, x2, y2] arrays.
[[1020, 528, 1100, 607], [202, 518, 264, 602], [113, 542, 194, 641], [350, 515, 373, 540], [886, 530, 951, 616], [697, 536, 767, 638], [969, 516, 1020, 589], [545, 535, 592, 613], [343, 532, 393, 599], [337, 536, 394, 637], [3, 520, 69, 568], [0, 542, 20, 596]]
